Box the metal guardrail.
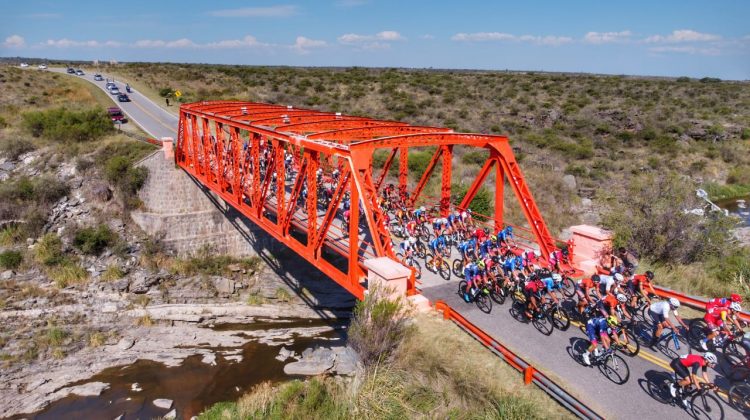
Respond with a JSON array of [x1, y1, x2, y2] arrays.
[[118, 128, 162, 146], [433, 300, 604, 420]]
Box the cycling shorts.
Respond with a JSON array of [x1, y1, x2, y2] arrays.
[[649, 310, 665, 325], [703, 314, 723, 330], [670, 358, 690, 379], [586, 323, 603, 344]]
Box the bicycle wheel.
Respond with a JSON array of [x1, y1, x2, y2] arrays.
[[691, 391, 725, 420], [475, 292, 492, 314], [548, 306, 571, 331], [688, 318, 708, 349], [619, 328, 640, 357], [728, 382, 750, 415], [599, 353, 630, 385], [489, 282, 506, 305], [646, 377, 672, 404], [452, 259, 464, 278], [532, 311, 553, 336], [411, 259, 422, 279], [457, 281, 469, 301], [723, 339, 749, 366], [418, 225, 431, 242], [561, 276, 576, 298], [438, 260, 451, 281], [415, 242, 427, 259], [663, 332, 688, 359]]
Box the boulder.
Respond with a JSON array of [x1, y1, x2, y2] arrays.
[[214, 278, 237, 294], [332, 346, 360, 376], [562, 174, 577, 191], [130, 272, 161, 294], [1, 270, 14, 280], [164, 409, 176, 419], [283, 360, 333, 376], [0, 161, 15, 172], [153, 399, 173, 409], [112, 278, 130, 292], [66, 381, 109, 397], [117, 337, 135, 350], [91, 183, 113, 202]]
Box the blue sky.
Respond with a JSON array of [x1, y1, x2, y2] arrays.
[[2, 0, 749, 79]]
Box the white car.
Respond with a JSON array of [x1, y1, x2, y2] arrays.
[[38, 64, 48, 70], [109, 87, 120, 95], [20, 63, 29, 68]]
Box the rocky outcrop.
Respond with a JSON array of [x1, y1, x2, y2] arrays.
[[283, 346, 361, 377]]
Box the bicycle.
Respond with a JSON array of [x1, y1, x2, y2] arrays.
[[575, 346, 630, 385], [540, 296, 570, 331], [396, 252, 421, 280], [648, 380, 724, 419], [728, 380, 750, 415], [609, 321, 640, 357], [457, 280, 492, 314], [635, 324, 687, 358], [425, 253, 451, 281], [559, 269, 577, 298]]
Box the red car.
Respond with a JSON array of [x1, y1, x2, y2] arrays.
[[108, 107, 125, 123]]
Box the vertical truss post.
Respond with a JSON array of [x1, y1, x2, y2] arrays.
[[200, 117, 211, 182], [274, 140, 285, 224], [399, 147, 408, 200], [306, 150, 319, 250], [251, 132, 261, 214], [348, 169, 360, 278], [441, 145, 453, 216], [215, 121, 226, 193], [190, 115, 200, 172], [230, 127, 241, 205], [493, 150, 504, 232], [176, 111, 186, 164]]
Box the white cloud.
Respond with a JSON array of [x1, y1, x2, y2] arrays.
[[3, 34, 26, 48], [649, 45, 721, 56], [209, 5, 297, 18], [451, 32, 515, 41], [583, 30, 632, 44], [292, 36, 326, 54], [205, 36, 266, 48], [645, 29, 721, 43], [338, 30, 405, 44], [43, 38, 122, 48], [452, 32, 571, 45]]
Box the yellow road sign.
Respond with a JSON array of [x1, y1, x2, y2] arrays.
[[174, 90, 182, 97]]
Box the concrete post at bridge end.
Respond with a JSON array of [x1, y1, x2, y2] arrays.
[[569, 225, 612, 276], [362, 257, 431, 312], [161, 137, 174, 161]]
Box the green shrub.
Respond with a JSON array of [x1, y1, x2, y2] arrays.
[[159, 87, 174, 97], [48, 260, 88, 288], [0, 138, 36, 160], [22, 108, 113, 143], [0, 250, 23, 269], [73, 225, 116, 255], [741, 128, 750, 140], [34, 234, 64, 266], [461, 150, 488, 166], [407, 149, 436, 180], [452, 183, 493, 217]]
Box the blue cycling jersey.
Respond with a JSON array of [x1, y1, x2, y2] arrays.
[[428, 238, 439, 250], [467, 238, 477, 248], [464, 263, 479, 278], [436, 235, 446, 247], [503, 256, 516, 270], [541, 277, 560, 292]]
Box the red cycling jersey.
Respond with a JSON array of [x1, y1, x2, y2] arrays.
[[706, 297, 731, 312], [679, 353, 707, 373], [578, 277, 595, 289], [632, 274, 650, 287], [601, 294, 618, 309]]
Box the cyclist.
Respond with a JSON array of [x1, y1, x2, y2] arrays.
[[463, 209, 474, 228], [597, 292, 632, 321], [523, 274, 544, 319], [399, 237, 416, 260], [576, 274, 600, 315], [459, 236, 478, 266], [462, 261, 480, 302], [699, 301, 742, 351], [668, 352, 718, 403], [498, 225, 514, 247], [414, 206, 427, 224], [540, 273, 563, 306], [548, 248, 564, 272], [705, 293, 743, 313], [582, 316, 613, 366], [427, 236, 443, 266], [648, 298, 689, 349], [629, 271, 657, 307], [598, 273, 624, 296], [447, 211, 462, 233], [479, 236, 495, 259]]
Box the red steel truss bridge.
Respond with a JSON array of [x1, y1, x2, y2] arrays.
[[174, 101, 566, 300]]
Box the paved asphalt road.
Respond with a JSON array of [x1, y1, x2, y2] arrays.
[[48, 67, 744, 419], [49, 67, 178, 140]]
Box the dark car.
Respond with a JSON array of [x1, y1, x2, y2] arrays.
[[108, 107, 125, 123], [117, 93, 130, 102], [66, 67, 75, 74]]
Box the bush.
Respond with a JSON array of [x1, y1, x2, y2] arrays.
[[0, 138, 36, 160], [348, 284, 412, 367], [461, 150, 489, 166], [34, 233, 65, 266], [48, 260, 88, 288], [73, 225, 117, 255], [22, 108, 113, 143], [103, 156, 149, 207], [602, 173, 734, 264], [159, 87, 174, 97], [0, 250, 23, 269], [407, 149, 436, 180], [452, 183, 493, 217]]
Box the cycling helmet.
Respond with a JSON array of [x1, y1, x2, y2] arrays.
[[483, 227, 490, 234], [668, 297, 680, 308], [490, 235, 497, 242], [704, 352, 718, 365], [606, 316, 619, 327], [614, 273, 624, 282], [461, 211, 468, 218], [534, 250, 541, 258], [616, 293, 627, 303], [591, 274, 601, 283], [730, 302, 742, 312], [731, 293, 743, 303], [645, 271, 655, 280], [552, 273, 562, 283], [408, 236, 416, 244], [467, 209, 473, 214], [420, 206, 426, 212], [477, 261, 486, 269], [505, 226, 513, 233]]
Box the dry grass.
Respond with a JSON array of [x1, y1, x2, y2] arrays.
[[135, 314, 154, 327]]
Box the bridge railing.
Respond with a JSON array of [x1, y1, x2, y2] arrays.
[[434, 300, 604, 419]]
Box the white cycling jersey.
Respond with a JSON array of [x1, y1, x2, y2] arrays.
[[650, 300, 678, 318]]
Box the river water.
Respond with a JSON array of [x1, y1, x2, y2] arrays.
[[21, 318, 348, 420], [718, 195, 750, 227]]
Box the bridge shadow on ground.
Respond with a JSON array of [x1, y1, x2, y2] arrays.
[[187, 175, 357, 320]]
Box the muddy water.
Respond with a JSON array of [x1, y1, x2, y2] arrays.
[[718, 195, 750, 227], [25, 318, 348, 420]]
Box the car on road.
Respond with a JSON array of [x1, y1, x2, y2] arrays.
[[75, 69, 85, 76], [108, 107, 125, 123], [93, 74, 103, 81], [117, 93, 130, 102], [20, 63, 29, 68], [37, 64, 47, 70], [66, 67, 76, 74], [109, 87, 121, 95], [105, 81, 116, 89]]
